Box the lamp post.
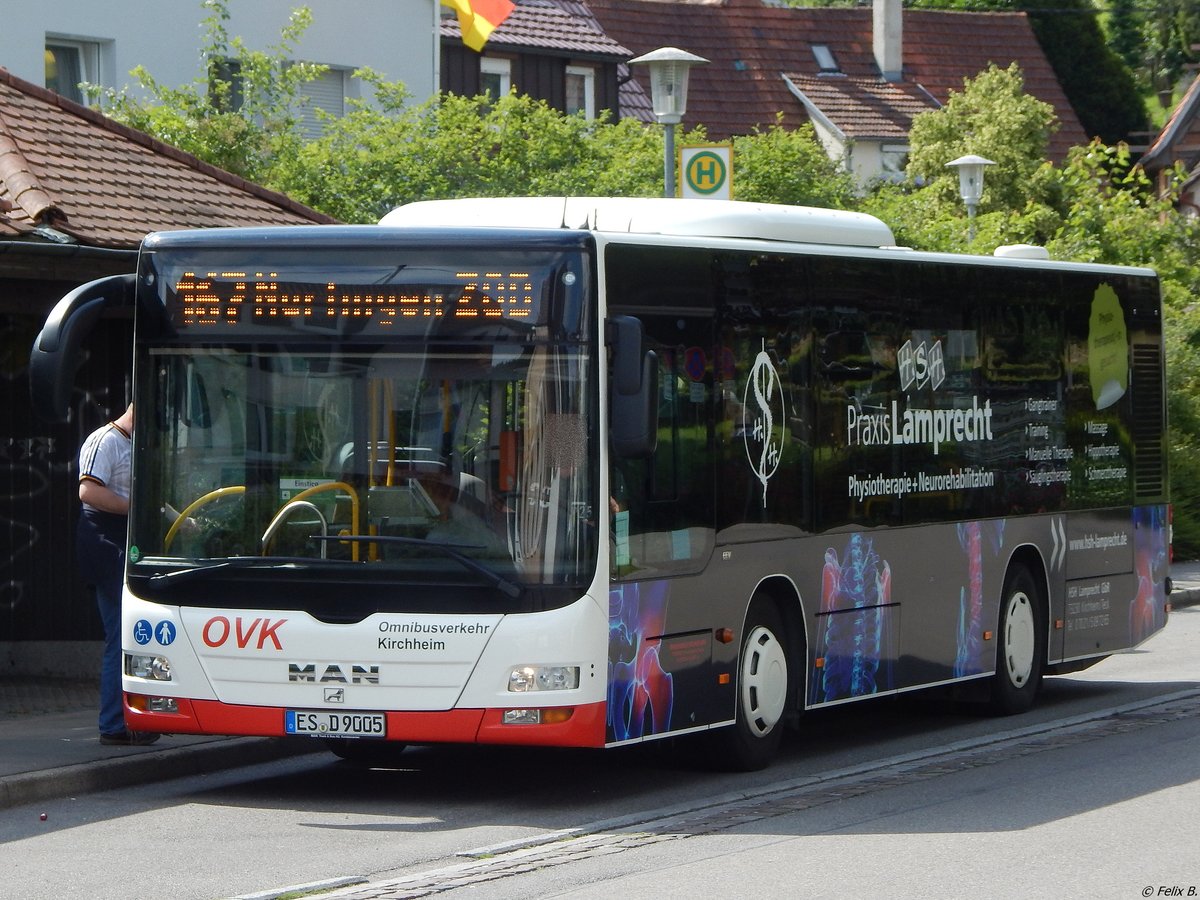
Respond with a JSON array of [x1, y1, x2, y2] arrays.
[[945, 154, 995, 243], [629, 47, 709, 198]]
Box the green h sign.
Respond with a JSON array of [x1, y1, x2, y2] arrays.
[[681, 145, 732, 199]]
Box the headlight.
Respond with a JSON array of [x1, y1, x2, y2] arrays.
[[125, 653, 172, 681], [507, 665, 579, 692], [502, 708, 574, 725], [128, 694, 179, 713]]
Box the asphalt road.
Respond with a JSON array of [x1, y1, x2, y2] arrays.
[[3, 604, 1198, 900]]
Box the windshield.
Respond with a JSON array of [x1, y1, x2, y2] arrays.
[[127, 234, 597, 614]]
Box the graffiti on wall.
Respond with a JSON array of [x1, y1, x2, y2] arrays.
[[1, 312, 117, 625]]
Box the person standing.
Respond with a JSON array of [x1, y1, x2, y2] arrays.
[[77, 402, 159, 746]]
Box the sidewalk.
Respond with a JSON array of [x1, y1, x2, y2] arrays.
[[3, 562, 1200, 811], [0, 679, 320, 810]]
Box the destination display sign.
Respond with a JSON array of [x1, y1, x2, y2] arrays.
[[168, 268, 539, 330]]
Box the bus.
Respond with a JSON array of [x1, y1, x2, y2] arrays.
[[30, 197, 1172, 770]]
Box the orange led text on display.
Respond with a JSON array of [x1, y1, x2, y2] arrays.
[[174, 270, 535, 326]]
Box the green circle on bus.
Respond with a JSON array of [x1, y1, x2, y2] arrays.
[[685, 151, 727, 195]]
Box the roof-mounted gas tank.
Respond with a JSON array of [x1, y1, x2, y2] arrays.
[[380, 196, 896, 248]]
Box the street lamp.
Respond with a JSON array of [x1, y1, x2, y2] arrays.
[[945, 154, 995, 243], [629, 47, 709, 198]]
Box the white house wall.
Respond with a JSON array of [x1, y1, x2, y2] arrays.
[[849, 140, 884, 187], [809, 119, 847, 169], [808, 119, 892, 191], [1, 0, 438, 106]]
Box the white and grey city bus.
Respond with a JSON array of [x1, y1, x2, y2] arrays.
[[30, 197, 1171, 769]]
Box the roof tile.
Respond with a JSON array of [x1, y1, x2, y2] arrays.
[[786, 74, 937, 141], [443, 0, 631, 57], [1143, 74, 1200, 171], [0, 67, 334, 251], [585, 0, 1087, 160]]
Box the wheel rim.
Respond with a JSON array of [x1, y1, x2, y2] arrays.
[[740, 625, 788, 737], [1003, 591, 1036, 687]]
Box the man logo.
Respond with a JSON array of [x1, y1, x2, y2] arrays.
[[288, 663, 380, 684], [324, 687, 345, 703]]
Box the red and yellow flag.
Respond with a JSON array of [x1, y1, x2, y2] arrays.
[[442, 0, 515, 52]]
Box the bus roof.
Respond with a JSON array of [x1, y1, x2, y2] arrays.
[[379, 197, 897, 249]]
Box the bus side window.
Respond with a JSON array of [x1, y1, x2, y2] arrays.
[[809, 257, 899, 530], [612, 315, 715, 579]]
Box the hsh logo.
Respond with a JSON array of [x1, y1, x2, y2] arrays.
[[202, 616, 287, 650]]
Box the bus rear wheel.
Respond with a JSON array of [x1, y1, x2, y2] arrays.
[[712, 599, 791, 771], [990, 565, 1045, 715]]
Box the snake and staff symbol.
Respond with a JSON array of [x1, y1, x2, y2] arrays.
[[742, 342, 786, 506]]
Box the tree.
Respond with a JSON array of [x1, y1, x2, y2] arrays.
[[1127, 0, 1200, 109], [905, 64, 1057, 215], [270, 86, 855, 223], [89, 0, 325, 182], [89, 4, 1200, 553], [1022, 0, 1149, 142], [1107, 0, 1144, 73], [87, 3, 847, 224], [907, 0, 1148, 143], [268, 77, 702, 223], [731, 119, 856, 209]]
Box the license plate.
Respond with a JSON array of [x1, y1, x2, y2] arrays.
[[285, 710, 387, 738]]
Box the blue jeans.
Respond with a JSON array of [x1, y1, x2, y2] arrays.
[[94, 579, 124, 735], [78, 510, 127, 736]]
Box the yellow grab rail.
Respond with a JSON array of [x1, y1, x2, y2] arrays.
[[164, 485, 246, 551]]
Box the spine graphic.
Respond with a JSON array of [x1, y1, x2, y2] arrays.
[[954, 521, 984, 678], [813, 534, 892, 702]]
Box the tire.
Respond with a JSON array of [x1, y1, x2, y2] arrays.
[[990, 565, 1045, 715], [711, 598, 792, 771], [324, 739, 408, 766]]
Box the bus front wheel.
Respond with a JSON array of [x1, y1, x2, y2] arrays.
[[990, 564, 1045, 715], [714, 599, 790, 771]]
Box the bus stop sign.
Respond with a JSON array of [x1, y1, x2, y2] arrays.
[[681, 145, 732, 200]]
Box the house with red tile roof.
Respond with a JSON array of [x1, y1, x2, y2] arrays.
[[583, 0, 1087, 186], [0, 68, 333, 251], [440, 0, 637, 121], [1139, 74, 1200, 217], [0, 67, 333, 676]]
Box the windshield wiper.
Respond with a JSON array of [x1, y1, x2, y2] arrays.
[[312, 534, 523, 599], [144, 555, 351, 591]]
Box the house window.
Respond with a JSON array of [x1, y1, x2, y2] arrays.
[[45, 38, 103, 103], [208, 58, 245, 113], [880, 143, 909, 182], [209, 59, 350, 138], [565, 65, 595, 119], [811, 44, 839, 74], [295, 69, 349, 140], [480, 57, 511, 100]]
